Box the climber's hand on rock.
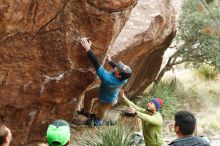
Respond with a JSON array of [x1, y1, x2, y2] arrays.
[[80, 37, 91, 51], [107, 55, 111, 62]]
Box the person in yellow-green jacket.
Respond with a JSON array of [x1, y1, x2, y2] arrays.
[[119, 90, 164, 146]]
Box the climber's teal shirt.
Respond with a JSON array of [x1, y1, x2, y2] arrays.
[[97, 66, 127, 103], [86, 50, 128, 104]]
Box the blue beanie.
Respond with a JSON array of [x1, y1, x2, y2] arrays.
[[151, 99, 161, 110]]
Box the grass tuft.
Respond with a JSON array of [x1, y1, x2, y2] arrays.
[[196, 64, 218, 80], [76, 125, 134, 146]]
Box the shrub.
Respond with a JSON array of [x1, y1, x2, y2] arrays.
[[203, 120, 220, 132], [196, 64, 218, 80], [208, 120, 220, 131], [76, 125, 134, 146]]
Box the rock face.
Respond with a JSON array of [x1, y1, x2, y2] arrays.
[[0, 0, 175, 145], [111, 0, 176, 97]]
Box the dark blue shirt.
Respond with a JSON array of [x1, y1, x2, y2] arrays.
[[169, 136, 211, 146]]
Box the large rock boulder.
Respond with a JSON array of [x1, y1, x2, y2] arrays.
[[0, 0, 175, 145], [111, 0, 176, 97]]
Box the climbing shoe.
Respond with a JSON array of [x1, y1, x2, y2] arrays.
[[87, 118, 104, 126]]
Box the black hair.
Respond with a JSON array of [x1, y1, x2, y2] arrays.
[[119, 72, 132, 81], [174, 111, 196, 135], [0, 124, 8, 145]]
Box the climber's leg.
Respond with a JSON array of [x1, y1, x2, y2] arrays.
[[96, 99, 117, 119], [86, 100, 117, 126], [83, 86, 100, 115]]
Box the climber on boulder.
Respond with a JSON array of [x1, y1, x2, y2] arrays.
[[78, 37, 132, 126]]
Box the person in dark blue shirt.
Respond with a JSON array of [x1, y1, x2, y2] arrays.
[[79, 37, 132, 126], [169, 111, 210, 146]]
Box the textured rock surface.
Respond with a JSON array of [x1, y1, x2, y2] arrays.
[[0, 0, 175, 145], [111, 0, 176, 97], [0, 0, 137, 145]]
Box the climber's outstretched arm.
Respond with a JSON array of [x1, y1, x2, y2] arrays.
[[80, 37, 101, 70]]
